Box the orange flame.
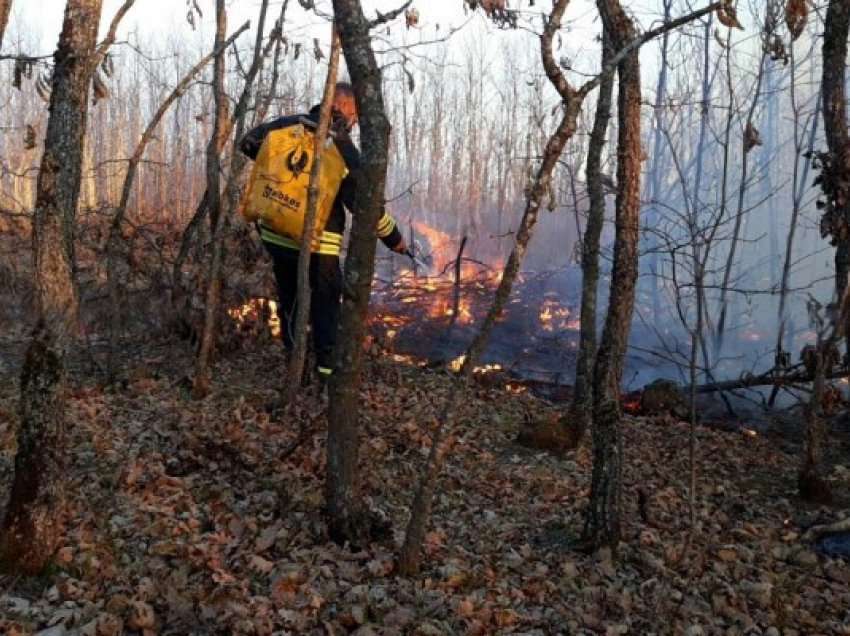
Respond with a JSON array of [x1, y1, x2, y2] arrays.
[[227, 298, 281, 337]]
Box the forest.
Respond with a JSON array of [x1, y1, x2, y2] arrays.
[[1, 0, 849, 633]]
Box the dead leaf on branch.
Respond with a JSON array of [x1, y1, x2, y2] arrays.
[[477, 0, 507, 14], [405, 8, 420, 29], [770, 34, 789, 65], [24, 124, 37, 150], [717, 1, 744, 30], [744, 122, 762, 153], [785, 0, 807, 42], [93, 71, 109, 105]]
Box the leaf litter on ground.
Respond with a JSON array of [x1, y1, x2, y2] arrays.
[[0, 339, 848, 635]]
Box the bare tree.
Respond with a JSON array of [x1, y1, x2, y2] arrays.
[[0, 0, 11, 51], [192, 0, 229, 397], [820, 0, 850, 344], [191, 0, 276, 397], [566, 29, 614, 447], [0, 0, 105, 575], [287, 27, 341, 400], [325, 0, 407, 544], [584, 0, 641, 554]]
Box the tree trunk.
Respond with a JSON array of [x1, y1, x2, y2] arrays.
[[822, 0, 850, 335], [585, 0, 641, 554], [566, 29, 614, 446], [0, 0, 103, 575], [461, 0, 581, 374], [287, 27, 340, 399], [0, 0, 11, 50], [192, 0, 229, 397], [799, 343, 832, 503], [326, 0, 393, 545]]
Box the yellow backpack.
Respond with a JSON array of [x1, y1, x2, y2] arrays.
[[241, 121, 349, 250]]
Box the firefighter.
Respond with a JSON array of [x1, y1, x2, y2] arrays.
[[239, 82, 407, 381]]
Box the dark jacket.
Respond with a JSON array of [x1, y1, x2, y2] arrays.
[[239, 106, 402, 250]]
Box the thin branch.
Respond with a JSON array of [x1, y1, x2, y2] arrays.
[[369, 1, 413, 28], [92, 0, 137, 71], [578, 2, 722, 98]]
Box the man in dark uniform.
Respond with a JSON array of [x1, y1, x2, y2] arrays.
[[239, 82, 407, 380]]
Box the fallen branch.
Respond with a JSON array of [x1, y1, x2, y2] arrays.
[[803, 516, 850, 542], [693, 365, 850, 394]]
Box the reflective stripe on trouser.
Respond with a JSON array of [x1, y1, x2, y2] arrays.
[[262, 240, 341, 373], [259, 223, 343, 256]]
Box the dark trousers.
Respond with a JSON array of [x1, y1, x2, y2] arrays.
[[263, 241, 342, 372]]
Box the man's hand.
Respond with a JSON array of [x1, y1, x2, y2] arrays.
[[392, 237, 408, 254]]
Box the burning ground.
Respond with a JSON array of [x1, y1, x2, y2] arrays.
[[1, 334, 849, 634]]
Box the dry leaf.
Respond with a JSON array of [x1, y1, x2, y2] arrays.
[[785, 0, 807, 41], [405, 8, 420, 29], [717, 1, 744, 30], [744, 122, 762, 153]]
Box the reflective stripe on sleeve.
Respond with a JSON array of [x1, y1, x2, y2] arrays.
[[376, 212, 396, 238]]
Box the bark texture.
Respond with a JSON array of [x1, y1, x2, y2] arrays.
[[192, 0, 229, 397], [585, 0, 641, 553], [799, 344, 832, 503], [326, 0, 393, 545], [0, 0, 103, 575], [822, 0, 850, 313], [566, 29, 613, 446], [287, 28, 340, 398], [0, 0, 12, 50]]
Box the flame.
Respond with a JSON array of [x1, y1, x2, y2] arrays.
[[412, 221, 453, 271], [227, 298, 280, 337], [449, 354, 466, 372], [426, 294, 474, 324], [537, 297, 577, 332]]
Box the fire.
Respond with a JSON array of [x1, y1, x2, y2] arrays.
[[227, 298, 280, 337], [411, 221, 453, 271], [426, 294, 474, 324], [537, 297, 577, 332], [449, 354, 466, 372]]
